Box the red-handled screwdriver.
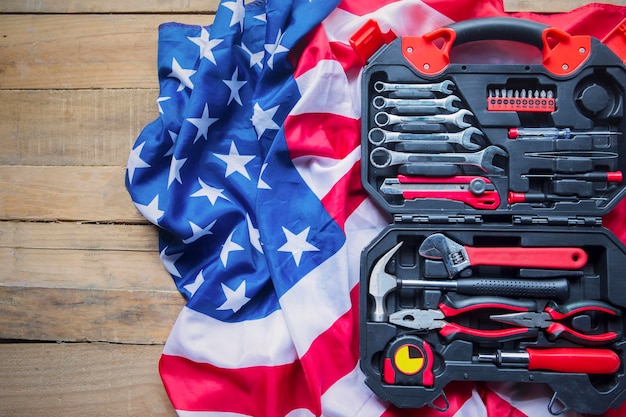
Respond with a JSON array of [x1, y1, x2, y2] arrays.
[[478, 348, 620, 374], [523, 171, 623, 183], [508, 127, 620, 139]]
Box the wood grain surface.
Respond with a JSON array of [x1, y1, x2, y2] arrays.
[[0, 1, 623, 416]]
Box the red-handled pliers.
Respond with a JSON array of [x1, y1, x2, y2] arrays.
[[388, 295, 539, 343], [491, 300, 622, 346]]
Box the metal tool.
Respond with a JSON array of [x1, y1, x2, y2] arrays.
[[368, 127, 482, 150], [418, 233, 588, 278], [523, 171, 623, 183], [372, 95, 461, 112], [380, 175, 500, 209], [369, 241, 403, 322], [525, 151, 619, 159], [509, 127, 621, 139], [374, 109, 474, 129], [383, 335, 435, 386], [389, 295, 539, 342], [374, 80, 455, 94], [491, 300, 622, 346], [369, 145, 506, 174], [478, 347, 620, 374]]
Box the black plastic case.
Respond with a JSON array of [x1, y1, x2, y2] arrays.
[[358, 17, 626, 415]]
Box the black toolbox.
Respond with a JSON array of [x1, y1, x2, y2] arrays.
[[355, 17, 626, 415]]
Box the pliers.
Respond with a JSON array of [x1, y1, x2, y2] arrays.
[[389, 295, 539, 343], [491, 300, 622, 346]]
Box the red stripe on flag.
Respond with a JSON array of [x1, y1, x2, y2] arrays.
[[294, 25, 336, 79], [321, 161, 368, 230], [421, 0, 505, 23], [160, 286, 364, 415], [284, 113, 360, 160], [476, 384, 530, 417], [336, 0, 400, 16], [160, 353, 316, 415]]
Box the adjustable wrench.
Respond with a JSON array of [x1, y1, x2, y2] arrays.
[[374, 80, 455, 94], [368, 127, 482, 150], [372, 95, 461, 112], [375, 109, 474, 129], [369, 145, 507, 174], [418, 233, 588, 277]]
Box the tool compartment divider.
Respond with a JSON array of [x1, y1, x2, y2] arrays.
[[359, 16, 626, 415]]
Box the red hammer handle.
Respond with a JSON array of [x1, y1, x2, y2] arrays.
[[465, 246, 587, 270]]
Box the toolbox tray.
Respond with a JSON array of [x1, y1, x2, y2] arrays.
[[357, 17, 626, 415]]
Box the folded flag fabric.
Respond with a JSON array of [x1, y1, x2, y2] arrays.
[[126, 0, 626, 415]]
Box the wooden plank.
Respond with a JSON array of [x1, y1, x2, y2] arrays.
[[504, 0, 626, 12], [0, 89, 158, 166], [0, 166, 145, 223], [0, 221, 158, 251], [0, 286, 183, 343], [0, 0, 219, 13], [0, 343, 176, 417], [0, 14, 214, 89]]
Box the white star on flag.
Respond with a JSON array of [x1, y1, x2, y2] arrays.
[[214, 141, 255, 180], [278, 226, 320, 267], [220, 230, 245, 267], [246, 214, 263, 253], [187, 28, 223, 64], [251, 103, 280, 138], [187, 103, 219, 143], [222, 67, 247, 106], [134, 195, 164, 225], [223, 0, 245, 31], [183, 219, 217, 244], [164, 130, 178, 157], [160, 247, 183, 278], [190, 178, 229, 205], [240, 43, 263, 69], [217, 281, 250, 313], [157, 96, 171, 114], [168, 57, 196, 91], [127, 141, 151, 184], [257, 163, 271, 190], [168, 156, 187, 188], [183, 270, 205, 296], [264, 29, 289, 69]]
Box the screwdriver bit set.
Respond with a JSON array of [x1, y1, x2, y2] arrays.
[[353, 16, 626, 414]]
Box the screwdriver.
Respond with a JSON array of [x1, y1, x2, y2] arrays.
[[478, 347, 620, 374], [523, 171, 623, 183], [399, 277, 569, 300], [508, 127, 620, 139]]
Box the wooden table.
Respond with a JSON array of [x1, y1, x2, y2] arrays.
[[0, 1, 623, 415]]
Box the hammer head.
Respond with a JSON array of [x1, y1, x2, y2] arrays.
[[369, 241, 402, 322], [418, 233, 469, 278]]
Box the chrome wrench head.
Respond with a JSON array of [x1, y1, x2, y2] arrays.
[[450, 127, 482, 150], [418, 233, 469, 277], [477, 145, 507, 174]]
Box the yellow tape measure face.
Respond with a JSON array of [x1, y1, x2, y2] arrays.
[[393, 343, 426, 375]]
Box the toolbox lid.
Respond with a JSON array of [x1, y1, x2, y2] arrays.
[[359, 17, 626, 222]]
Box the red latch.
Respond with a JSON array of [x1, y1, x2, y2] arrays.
[[349, 19, 397, 65], [602, 17, 626, 63], [541, 27, 590, 76]]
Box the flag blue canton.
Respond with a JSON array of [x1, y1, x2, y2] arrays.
[[126, 0, 342, 323]]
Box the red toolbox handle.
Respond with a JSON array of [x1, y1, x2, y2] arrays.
[[403, 17, 591, 77]]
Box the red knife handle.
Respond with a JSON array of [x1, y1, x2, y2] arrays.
[[527, 347, 620, 374], [401, 189, 500, 209], [465, 246, 588, 270]]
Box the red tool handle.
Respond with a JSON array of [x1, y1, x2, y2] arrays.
[[438, 296, 536, 317], [527, 348, 620, 374], [401, 189, 500, 210], [440, 323, 536, 342], [546, 323, 620, 345], [465, 246, 588, 270]]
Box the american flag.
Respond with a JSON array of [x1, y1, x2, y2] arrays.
[[126, 0, 626, 415]]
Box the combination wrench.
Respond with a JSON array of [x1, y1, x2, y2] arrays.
[[374, 109, 474, 129], [374, 80, 455, 95], [372, 95, 461, 112], [368, 127, 483, 151], [369, 145, 507, 174]]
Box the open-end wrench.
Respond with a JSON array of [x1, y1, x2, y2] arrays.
[[370, 145, 507, 174], [418, 233, 588, 278], [372, 95, 461, 112], [374, 80, 455, 94], [375, 109, 474, 129], [368, 127, 482, 150]]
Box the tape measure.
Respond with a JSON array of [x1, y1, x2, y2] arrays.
[[383, 335, 435, 386]]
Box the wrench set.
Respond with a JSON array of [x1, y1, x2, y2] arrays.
[[354, 17, 626, 414]]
